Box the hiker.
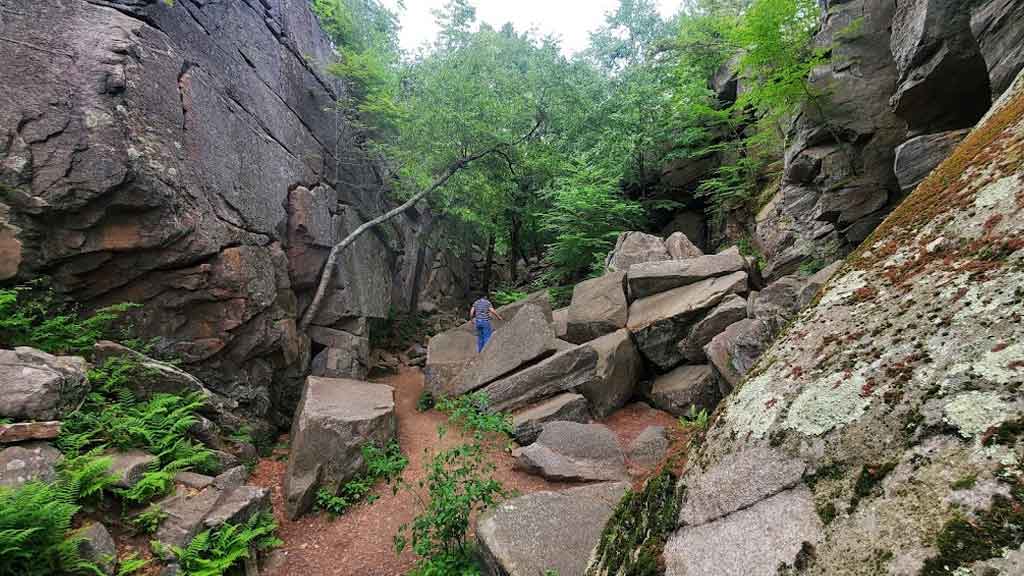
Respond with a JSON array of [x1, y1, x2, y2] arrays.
[[469, 294, 504, 352]]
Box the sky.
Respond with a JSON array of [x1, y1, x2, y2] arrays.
[[382, 0, 686, 56]]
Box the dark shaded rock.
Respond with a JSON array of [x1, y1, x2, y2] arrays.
[[452, 304, 557, 395], [627, 247, 746, 301], [751, 276, 806, 335], [647, 365, 720, 418], [582, 329, 643, 418], [0, 441, 61, 488], [477, 482, 630, 576], [284, 377, 395, 519], [628, 426, 670, 468], [108, 450, 159, 489], [77, 522, 116, 575], [478, 345, 599, 414], [798, 261, 844, 308], [203, 485, 270, 528], [605, 232, 671, 273], [660, 211, 708, 252], [627, 271, 748, 372], [566, 272, 628, 344], [971, 0, 1024, 98], [704, 319, 772, 393], [666, 231, 704, 260], [514, 422, 627, 482], [0, 347, 88, 421], [0, 421, 61, 443], [894, 129, 971, 193], [679, 295, 748, 363], [310, 342, 369, 380], [511, 393, 591, 446]]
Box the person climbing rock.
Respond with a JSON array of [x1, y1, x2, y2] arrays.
[[470, 294, 503, 352]]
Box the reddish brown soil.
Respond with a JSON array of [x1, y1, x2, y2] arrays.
[[252, 367, 679, 576]]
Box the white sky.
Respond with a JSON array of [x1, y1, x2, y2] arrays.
[[384, 0, 685, 56]]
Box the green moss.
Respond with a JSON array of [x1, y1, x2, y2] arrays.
[[816, 501, 837, 525], [951, 474, 978, 491], [804, 461, 846, 491], [984, 418, 1024, 446], [919, 494, 1024, 575], [848, 462, 897, 513], [587, 471, 682, 576]]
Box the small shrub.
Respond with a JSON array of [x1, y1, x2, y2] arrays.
[[491, 289, 527, 307], [678, 406, 710, 431], [315, 441, 408, 518], [132, 505, 168, 535], [172, 510, 282, 576], [416, 390, 436, 412], [436, 393, 513, 439], [116, 552, 149, 575]]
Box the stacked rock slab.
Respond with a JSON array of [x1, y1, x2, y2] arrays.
[[605, 232, 672, 272], [514, 421, 628, 482], [581, 329, 644, 418], [565, 271, 628, 344], [626, 247, 747, 301], [284, 377, 396, 519], [476, 344, 599, 414], [511, 393, 591, 445], [646, 364, 721, 418]]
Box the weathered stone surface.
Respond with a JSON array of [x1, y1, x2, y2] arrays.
[[679, 294, 748, 363], [511, 393, 591, 446], [971, 0, 1024, 98], [605, 232, 671, 273], [93, 342, 226, 407], [453, 304, 557, 395], [660, 212, 707, 252], [0, 347, 88, 421], [514, 422, 627, 482], [891, 0, 991, 132], [553, 307, 569, 340], [666, 231, 704, 260], [647, 365, 720, 418], [751, 275, 806, 334], [310, 343, 369, 381], [627, 247, 746, 301], [894, 129, 972, 193], [704, 319, 772, 393], [665, 487, 822, 576], [628, 426, 669, 468], [108, 450, 159, 489], [477, 482, 629, 576], [0, 421, 61, 443], [77, 523, 116, 575], [284, 377, 396, 519], [175, 471, 215, 490], [203, 485, 270, 528], [582, 329, 643, 418], [0, 441, 61, 488], [478, 345, 599, 414], [678, 447, 807, 526], [798, 261, 843, 308], [628, 271, 748, 372], [566, 272, 628, 344]]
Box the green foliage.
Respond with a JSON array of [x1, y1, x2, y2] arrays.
[[435, 393, 514, 440], [115, 553, 149, 575], [405, 549, 482, 576], [131, 505, 168, 535], [491, 289, 527, 307], [920, 493, 1024, 575], [416, 391, 436, 412], [678, 406, 710, 430], [57, 451, 118, 506], [315, 441, 408, 518], [0, 283, 139, 355], [172, 511, 282, 576]]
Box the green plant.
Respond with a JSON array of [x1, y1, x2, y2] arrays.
[[315, 441, 408, 518], [678, 406, 710, 430], [798, 257, 828, 277], [116, 553, 149, 575], [491, 289, 527, 307], [172, 511, 282, 576], [436, 393, 514, 439], [417, 390, 436, 412], [57, 451, 118, 506], [132, 505, 168, 535]]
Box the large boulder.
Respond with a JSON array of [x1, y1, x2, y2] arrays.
[[565, 272, 628, 344], [627, 271, 748, 372], [627, 247, 747, 301], [971, 0, 1024, 98], [703, 319, 772, 394], [452, 304, 557, 396], [0, 347, 88, 421], [476, 482, 629, 576], [77, 523, 116, 576], [605, 232, 671, 273], [513, 422, 627, 482], [510, 393, 591, 446], [893, 129, 971, 193], [750, 276, 806, 335], [646, 365, 721, 418], [477, 344, 599, 414], [552, 307, 569, 340], [0, 441, 62, 488], [678, 294, 748, 363], [665, 231, 704, 260], [581, 329, 643, 418], [284, 377, 396, 519], [308, 327, 369, 380]]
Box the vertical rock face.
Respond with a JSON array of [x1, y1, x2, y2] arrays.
[[0, 0, 427, 426], [971, 0, 1024, 99]]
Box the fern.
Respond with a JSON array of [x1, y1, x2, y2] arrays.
[[173, 511, 282, 576], [131, 505, 168, 535], [0, 482, 102, 576]]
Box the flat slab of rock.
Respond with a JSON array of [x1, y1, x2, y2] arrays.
[[647, 365, 720, 418], [284, 377, 396, 519], [704, 319, 772, 393], [108, 450, 159, 489], [605, 231, 671, 273], [452, 303, 557, 395], [514, 422, 627, 482], [628, 271, 748, 372], [0, 421, 61, 443], [477, 481, 630, 576], [0, 441, 61, 488], [678, 294, 748, 363], [511, 393, 591, 446], [665, 487, 822, 576], [629, 426, 669, 468], [627, 247, 747, 301], [0, 347, 88, 421], [203, 485, 270, 528], [477, 345, 599, 414], [582, 329, 642, 418], [566, 272, 628, 344]]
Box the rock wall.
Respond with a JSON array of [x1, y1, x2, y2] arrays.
[[0, 0, 435, 426], [663, 68, 1024, 575]]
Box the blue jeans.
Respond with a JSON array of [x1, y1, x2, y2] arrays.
[[476, 320, 493, 352]]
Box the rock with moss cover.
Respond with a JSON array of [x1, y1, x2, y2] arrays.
[[659, 70, 1024, 576], [477, 481, 629, 576]]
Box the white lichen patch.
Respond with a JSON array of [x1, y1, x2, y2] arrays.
[[943, 391, 1012, 438], [974, 343, 1024, 385], [724, 372, 783, 439], [784, 370, 872, 436], [818, 269, 868, 309], [947, 173, 1024, 238]]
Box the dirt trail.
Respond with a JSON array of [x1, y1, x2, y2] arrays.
[[251, 366, 678, 576]]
